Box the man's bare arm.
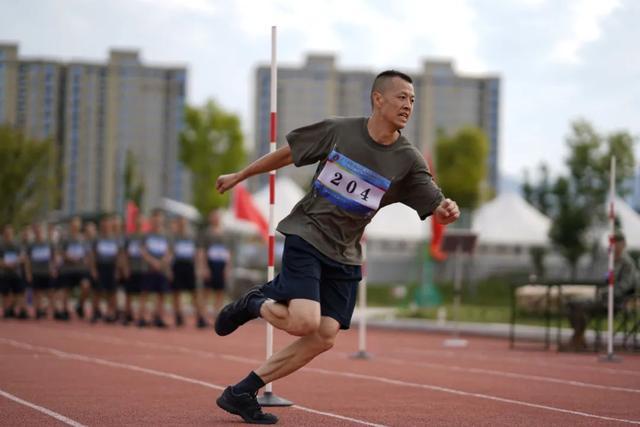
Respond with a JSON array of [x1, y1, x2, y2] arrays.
[[216, 146, 293, 194]]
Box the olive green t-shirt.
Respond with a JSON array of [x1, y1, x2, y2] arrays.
[[277, 117, 444, 265]]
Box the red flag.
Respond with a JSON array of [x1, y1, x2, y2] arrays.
[[424, 153, 447, 261], [233, 184, 268, 241], [125, 201, 139, 235]]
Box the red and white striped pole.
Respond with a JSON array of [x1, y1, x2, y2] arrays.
[[258, 26, 293, 406], [601, 156, 620, 362]]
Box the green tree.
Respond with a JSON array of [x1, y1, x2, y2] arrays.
[[524, 120, 636, 278], [180, 101, 245, 215], [124, 149, 145, 209], [522, 164, 553, 278], [436, 127, 489, 209], [0, 125, 59, 227]]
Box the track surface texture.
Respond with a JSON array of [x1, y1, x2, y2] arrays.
[[1, 318, 639, 426]]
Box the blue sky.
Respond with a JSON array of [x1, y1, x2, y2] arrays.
[[1, 0, 638, 183]]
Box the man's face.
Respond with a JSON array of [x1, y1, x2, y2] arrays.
[[152, 213, 164, 231], [3, 226, 14, 241], [374, 77, 415, 130], [209, 211, 220, 228], [70, 218, 81, 234], [33, 223, 44, 240]]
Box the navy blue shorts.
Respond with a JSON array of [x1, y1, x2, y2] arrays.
[[58, 271, 91, 289], [142, 271, 169, 293], [1, 275, 25, 295], [32, 274, 51, 291], [126, 272, 143, 294], [172, 262, 196, 291], [96, 263, 117, 292], [262, 234, 361, 330], [205, 261, 226, 291]]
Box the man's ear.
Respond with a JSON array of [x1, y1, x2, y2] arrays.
[[371, 91, 383, 109]]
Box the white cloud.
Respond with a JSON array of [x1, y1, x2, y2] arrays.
[[137, 0, 218, 16], [228, 0, 485, 71], [549, 0, 621, 64]]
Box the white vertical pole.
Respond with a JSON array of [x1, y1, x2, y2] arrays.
[[265, 24, 278, 394], [606, 156, 616, 359], [258, 25, 291, 406], [352, 236, 370, 359]]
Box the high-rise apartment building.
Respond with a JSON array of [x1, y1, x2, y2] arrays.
[[0, 44, 189, 216], [254, 54, 500, 190]]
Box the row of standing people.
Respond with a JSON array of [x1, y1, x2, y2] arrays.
[[0, 209, 232, 328]]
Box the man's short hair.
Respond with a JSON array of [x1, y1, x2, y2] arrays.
[[613, 231, 626, 243], [370, 70, 413, 108]]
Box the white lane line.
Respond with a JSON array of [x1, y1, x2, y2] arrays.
[[40, 329, 640, 425], [395, 347, 640, 377], [0, 338, 387, 427], [359, 354, 640, 394], [67, 329, 640, 394], [301, 366, 640, 425], [0, 389, 87, 427]]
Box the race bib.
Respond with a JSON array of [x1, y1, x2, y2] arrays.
[[146, 236, 168, 257], [97, 240, 118, 257], [3, 252, 18, 265], [174, 241, 195, 259], [66, 243, 85, 259], [207, 244, 229, 262], [31, 246, 51, 262], [127, 241, 141, 257], [314, 150, 391, 216]]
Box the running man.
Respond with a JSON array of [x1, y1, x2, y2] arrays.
[[213, 70, 460, 424]]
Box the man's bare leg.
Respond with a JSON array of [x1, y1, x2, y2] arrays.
[[255, 316, 339, 383], [259, 298, 321, 336]]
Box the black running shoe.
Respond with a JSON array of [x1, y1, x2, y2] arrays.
[[36, 309, 47, 320], [122, 312, 134, 326], [104, 314, 117, 324], [216, 387, 278, 425], [214, 286, 264, 336], [197, 316, 208, 329], [90, 310, 102, 324], [75, 304, 85, 319], [3, 307, 15, 319], [175, 313, 184, 327], [16, 309, 29, 320], [153, 316, 168, 329], [61, 310, 71, 321], [137, 318, 148, 328]]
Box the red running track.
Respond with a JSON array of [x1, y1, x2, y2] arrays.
[[1, 318, 639, 426]]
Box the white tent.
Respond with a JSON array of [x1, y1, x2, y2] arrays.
[[600, 197, 640, 251], [472, 193, 551, 247], [253, 176, 306, 225], [366, 203, 431, 242], [161, 198, 201, 221]]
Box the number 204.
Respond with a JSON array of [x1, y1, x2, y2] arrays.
[[330, 172, 371, 201]]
